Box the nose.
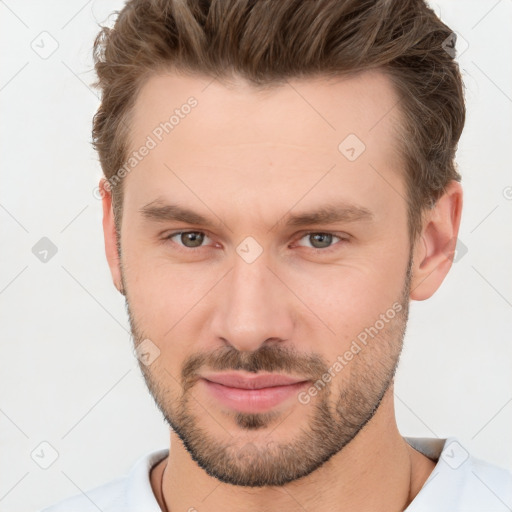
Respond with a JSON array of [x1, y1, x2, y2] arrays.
[[210, 252, 296, 352]]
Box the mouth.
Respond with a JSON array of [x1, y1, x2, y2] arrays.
[[200, 372, 310, 413]]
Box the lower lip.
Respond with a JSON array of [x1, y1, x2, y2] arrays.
[[201, 378, 309, 413]]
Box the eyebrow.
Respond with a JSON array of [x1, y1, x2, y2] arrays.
[[281, 203, 374, 228], [139, 201, 224, 230], [139, 199, 374, 230]]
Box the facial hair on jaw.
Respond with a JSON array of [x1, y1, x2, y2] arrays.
[[123, 255, 412, 487]]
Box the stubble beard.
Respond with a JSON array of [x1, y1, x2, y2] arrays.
[[123, 257, 412, 487]]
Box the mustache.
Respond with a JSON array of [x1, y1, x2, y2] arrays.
[[181, 344, 329, 393]]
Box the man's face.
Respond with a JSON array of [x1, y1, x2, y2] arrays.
[[117, 70, 414, 486]]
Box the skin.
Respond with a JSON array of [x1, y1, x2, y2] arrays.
[[101, 69, 462, 511]]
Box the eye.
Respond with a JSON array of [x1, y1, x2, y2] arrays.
[[295, 232, 347, 251], [162, 230, 348, 253], [164, 231, 212, 249]]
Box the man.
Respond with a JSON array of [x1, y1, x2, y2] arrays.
[[41, 0, 511, 510]]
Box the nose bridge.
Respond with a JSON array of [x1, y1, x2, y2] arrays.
[[212, 249, 294, 351]]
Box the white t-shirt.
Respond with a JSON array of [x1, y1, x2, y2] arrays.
[[39, 437, 512, 511]]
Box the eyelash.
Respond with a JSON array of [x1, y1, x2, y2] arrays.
[[162, 230, 349, 254]]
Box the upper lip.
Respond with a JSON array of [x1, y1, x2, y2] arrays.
[[201, 372, 308, 390]]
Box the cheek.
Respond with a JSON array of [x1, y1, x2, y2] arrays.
[[123, 248, 221, 348], [290, 257, 406, 319], [280, 255, 408, 368]]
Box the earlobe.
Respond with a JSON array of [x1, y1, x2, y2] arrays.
[[409, 181, 463, 301], [100, 178, 124, 295]]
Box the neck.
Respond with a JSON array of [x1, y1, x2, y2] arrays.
[[151, 386, 436, 512]]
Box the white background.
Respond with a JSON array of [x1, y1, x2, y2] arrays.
[[1, 1, 511, 511]]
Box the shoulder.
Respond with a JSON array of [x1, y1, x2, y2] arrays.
[[37, 448, 169, 512], [459, 452, 512, 508], [406, 437, 512, 512]]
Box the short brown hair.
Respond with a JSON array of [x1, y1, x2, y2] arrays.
[[92, 0, 465, 245]]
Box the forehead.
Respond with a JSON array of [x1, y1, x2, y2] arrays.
[[122, 70, 406, 225], [128, 68, 403, 165]]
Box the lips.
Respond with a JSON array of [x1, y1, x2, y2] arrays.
[[201, 372, 308, 389], [200, 372, 310, 413]]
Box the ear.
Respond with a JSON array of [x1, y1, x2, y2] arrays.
[[409, 180, 463, 301], [100, 178, 124, 295]]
